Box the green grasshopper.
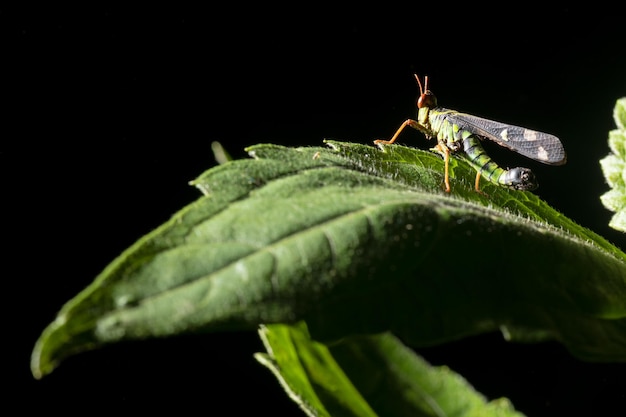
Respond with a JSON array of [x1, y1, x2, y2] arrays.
[[375, 75, 566, 192]]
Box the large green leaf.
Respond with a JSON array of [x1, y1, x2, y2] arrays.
[[31, 140, 626, 381], [255, 322, 526, 417]]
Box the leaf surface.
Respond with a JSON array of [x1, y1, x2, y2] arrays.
[[32, 140, 626, 379]]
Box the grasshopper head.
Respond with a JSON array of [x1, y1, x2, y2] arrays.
[[415, 74, 437, 109]]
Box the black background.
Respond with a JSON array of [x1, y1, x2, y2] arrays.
[[5, 5, 626, 416]]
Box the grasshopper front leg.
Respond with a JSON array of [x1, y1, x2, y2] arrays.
[[375, 118, 455, 192], [374, 119, 432, 145]]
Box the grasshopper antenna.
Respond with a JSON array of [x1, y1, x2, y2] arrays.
[[414, 74, 424, 96]]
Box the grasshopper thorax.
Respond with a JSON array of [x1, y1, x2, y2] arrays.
[[415, 74, 437, 109]]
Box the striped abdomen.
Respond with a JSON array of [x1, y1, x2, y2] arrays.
[[461, 134, 537, 190]]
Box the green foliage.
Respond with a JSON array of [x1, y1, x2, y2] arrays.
[[601, 98, 626, 231], [31, 137, 626, 415], [256, 322, 526, 417]]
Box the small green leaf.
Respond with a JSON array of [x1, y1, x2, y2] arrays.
[[600, 154, 625, 189], [614, 97, 626, 131], [256, 322, 527, 417], [32, 140, 626, 382], [600, 98, 626, 231], [255, 323, 377, 417], [211, 141, 233, 164]]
